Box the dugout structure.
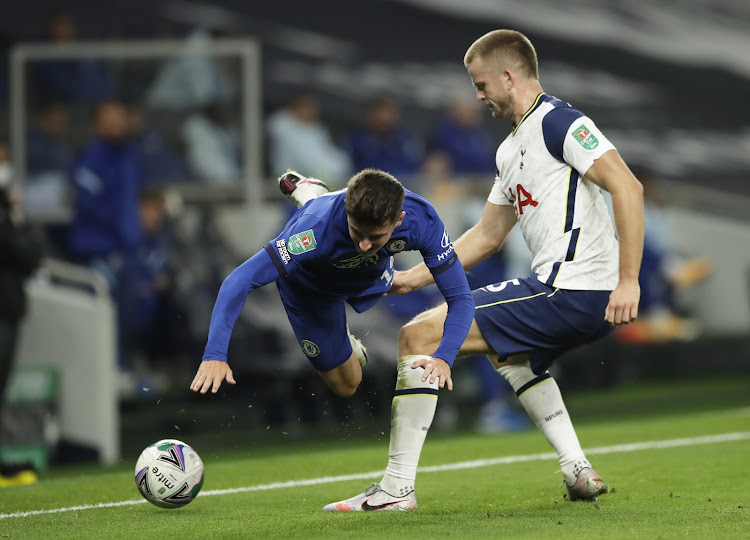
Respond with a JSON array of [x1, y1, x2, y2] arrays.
[[9, 37, 263, 238]]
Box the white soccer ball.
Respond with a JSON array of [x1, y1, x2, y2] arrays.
[[134, 439, 205, 508]]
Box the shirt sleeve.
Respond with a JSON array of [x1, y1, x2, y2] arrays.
[[202, 248, 281, 362], [264, 211, 326, 277], [561, 115, 615, 175], [541, 107, 615, 174], [431, 259, 475, 366], [487, 174, 513, 206], [417, 204, 460, 273]]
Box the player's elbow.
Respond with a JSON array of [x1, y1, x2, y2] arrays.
[[632, 176, 644, 198]]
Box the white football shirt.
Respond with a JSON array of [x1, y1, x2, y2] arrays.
[[488, 93, 619, 290]]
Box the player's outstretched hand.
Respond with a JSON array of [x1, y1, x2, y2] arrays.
[[190, 360, 236, 394], [605, 279, 640, 326], [411, 356, 453, 391]]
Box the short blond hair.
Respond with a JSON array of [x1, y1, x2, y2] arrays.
[[464, 29, 538, 79]]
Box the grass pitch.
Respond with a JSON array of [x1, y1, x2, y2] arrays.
[[1, 379, 749, 539]]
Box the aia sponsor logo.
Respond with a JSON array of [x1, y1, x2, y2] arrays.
[[506, 183, 539, 216]]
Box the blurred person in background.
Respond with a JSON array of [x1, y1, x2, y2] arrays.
[[147, 27, 237, 110], [616, 166, 711, 344], [126, 105, 191, 186], [266, 93, 352, 191], [24, 101, 75, 254], [0, 141, 44, 486], [34, 9, 115, 103], [67, 100, 144, 391], [426, 96, 496, 179], [325, 29, 643, 512], [344, 96, 425, 188], [128, 188, 187, 392], [190, 169, 474, 402], [26, 101, 73, 177], [182, 103, 241, 183]]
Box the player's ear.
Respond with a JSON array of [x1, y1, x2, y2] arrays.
[[395, 211, 406, 227]]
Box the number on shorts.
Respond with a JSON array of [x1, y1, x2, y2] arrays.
[[483, 279, 520, 292]]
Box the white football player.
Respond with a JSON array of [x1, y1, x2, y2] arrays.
[[324, 29, 643, 511]]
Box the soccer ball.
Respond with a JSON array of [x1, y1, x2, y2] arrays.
[[134, 439, 205, 508]]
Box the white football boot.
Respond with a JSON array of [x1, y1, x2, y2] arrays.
[[347, 328, 369, 367], [278, 170, 330, 208], [322, 483, 417, 512], [563, 461, 609, 501]]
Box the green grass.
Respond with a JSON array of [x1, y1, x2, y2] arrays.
[[2, 384, 749, 539]]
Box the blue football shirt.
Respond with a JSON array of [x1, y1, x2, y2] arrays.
[[203, 189, 474, 366]]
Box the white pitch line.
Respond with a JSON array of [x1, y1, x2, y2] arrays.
[[2, 430, 748, 520]]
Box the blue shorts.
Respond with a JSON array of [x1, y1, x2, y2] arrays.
[[473, 277, 612, 375], [276, 257, 394, 372], [277, 280, 353, 372]]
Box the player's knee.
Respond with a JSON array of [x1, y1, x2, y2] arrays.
[[398, 305, 444, 355], [398, 322, 426, 355], [329, 379, 359, 398]]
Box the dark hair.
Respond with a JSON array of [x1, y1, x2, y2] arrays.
[[345, 169, 405, 227]]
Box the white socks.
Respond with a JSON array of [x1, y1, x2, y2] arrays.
[[380, 355, 439, 496], [496, 361, 589, 482], [378, 357, 590, 495]]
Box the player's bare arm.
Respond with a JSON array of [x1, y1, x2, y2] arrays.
[[455, 202, 516, 270], [390, 202, 516, 295], [190, 360, 236, 394], [585, 149, 644, 326]]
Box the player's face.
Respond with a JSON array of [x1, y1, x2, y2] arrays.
[[467, 57, 513, 120], [347, 212, 405, 257]]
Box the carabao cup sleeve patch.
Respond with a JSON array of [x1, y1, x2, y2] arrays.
[[570, 124, 599, 150], [288, 230, 318, 254]]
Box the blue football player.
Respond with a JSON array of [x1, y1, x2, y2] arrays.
[[190, 168, 475, 400]]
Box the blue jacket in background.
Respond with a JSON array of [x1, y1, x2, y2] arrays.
[[434, 118, 496, 174], [68, 139, 143, 260], [344, 127, 424, 180]]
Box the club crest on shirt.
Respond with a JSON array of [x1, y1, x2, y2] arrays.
[[288, 230, 317, 254], [570, 124, 599, 150], [385, 238, 407, 253], [301, 340, 320, 357]]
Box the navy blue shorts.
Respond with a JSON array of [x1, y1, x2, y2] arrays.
[[473, 277, 612, 375], [275, 280, 364, 372]]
